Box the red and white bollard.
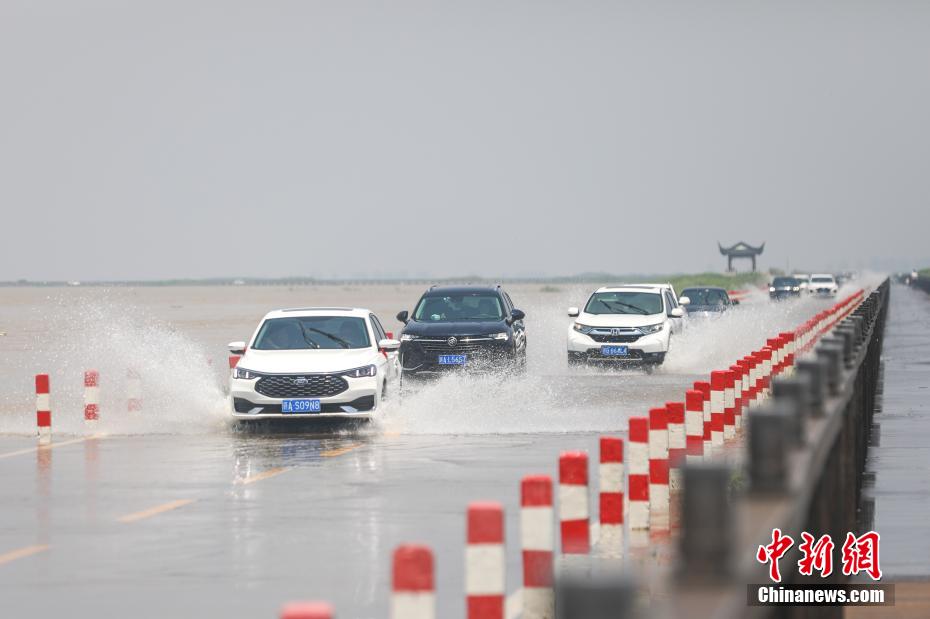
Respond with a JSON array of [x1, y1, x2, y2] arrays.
[[723, 370, 736, 440], [648, 407, 669, 531], [280, 602, 334, 619], [665, 402, 685, 490], [598, 437, 624, 553], [780, 331, 796, 375], [750, 352, 763, 401], [709, 372, 727, 449], [466, 502, 505, 619], [628, 417, 650, 531], [84, 370, 100, 424], [694, 381, 712, 458], [391, 545, 435, 619], [558, 452, 590, 554], [729, 364, 744, 431], [35, 374, 51, 444], [127, 369, 143, 412], [520, 475, 554, 619], [760, 347, 773, 397], [684, 390, 704, 463], [228, 354, 241, 369], [767, 337, 783, 376]]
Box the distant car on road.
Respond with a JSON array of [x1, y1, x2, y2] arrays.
[[679, 286, 734, 316], [769, 276, 803, 301], [793, 273, 812, 292], [228, 307, 400, 420], [566, 285, 684, 367], [395, 285, 527, 379], [809, 274, 839, 297]]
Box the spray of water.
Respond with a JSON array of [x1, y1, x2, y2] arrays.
[[0, 294, 228, 436]]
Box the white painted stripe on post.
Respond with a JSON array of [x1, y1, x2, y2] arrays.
[[465, 545, 505, 595], [599, 462, 623, 492], [391, 594, 435, 619], [36, 394, 50, 411], [520, 507, 554, 551], [557, 485, 588, 521]]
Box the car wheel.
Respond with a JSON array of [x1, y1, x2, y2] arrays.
[[567, 353, 582, 367]]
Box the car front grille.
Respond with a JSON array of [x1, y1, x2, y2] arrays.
[[254, 374, 349, 398], [588, 333, 642, 343], [417, 337, 497, 355]]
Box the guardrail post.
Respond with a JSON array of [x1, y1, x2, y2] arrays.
[[795, 359, 828, 417], [555, 568, 638, 619], [748, 405, 790, 494], [678, 464, 732, 581], [770, 376, 811, 444], [815, 344, 844, 396]]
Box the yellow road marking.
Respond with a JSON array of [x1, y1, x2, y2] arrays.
[[0, 436, 102, 460], [0, 544, 50, 566], [320, 443, 364, 457], [118, 499, 194, 523], [237, 467, 290, 485]]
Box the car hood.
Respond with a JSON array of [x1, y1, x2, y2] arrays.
[[575, 312, 666, 328], [237, 348, 378, 374], [402, 320, 508, 337]]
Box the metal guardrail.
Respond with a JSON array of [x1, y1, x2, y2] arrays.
[[558, 280, 890, 619]]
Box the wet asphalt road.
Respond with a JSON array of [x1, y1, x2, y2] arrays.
[[0, 371, 701, 619], [0, 286, 873, 618]]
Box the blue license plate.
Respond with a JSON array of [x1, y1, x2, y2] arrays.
[[438, 354, 467, 365], [601, 346, 629, 357], [281, 399, 321, 413]]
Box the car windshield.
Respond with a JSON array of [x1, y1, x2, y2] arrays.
[[413, 293, 504, 322], [812, 277, 834, 283], [681, 288, 729, 306], [252, 316, 370, 350], [584, 291, 663, 315], [773, 277, 800, 287]]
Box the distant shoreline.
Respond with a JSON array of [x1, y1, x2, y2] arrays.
[[0, 272, 767, 289]]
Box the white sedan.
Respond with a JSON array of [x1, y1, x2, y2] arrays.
[[228, 307, 400, 420]]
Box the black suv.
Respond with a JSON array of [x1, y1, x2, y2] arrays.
[[396, 285, 527, 378]]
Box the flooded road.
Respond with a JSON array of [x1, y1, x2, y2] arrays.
[[0, 282, 863, 617]]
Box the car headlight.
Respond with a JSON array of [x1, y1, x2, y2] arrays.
[[233, 367, 260, 380], [340, 364, 377, 378], [400, 333, 418, 342], [491, 332, 509, 341], [792, 287, 800, 291], [638, 323, 664, 335], [573, 323, 593, 334], [769, 286, 776, 292]]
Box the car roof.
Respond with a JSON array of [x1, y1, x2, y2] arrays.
[[422, 285, 502, 296], [811, 273, 835, 278], [262, 307, 372, 319]]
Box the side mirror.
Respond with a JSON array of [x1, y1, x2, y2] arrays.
[[228, 341, 246, 354], [510, 308, 526, 322], [396, 310, 409, 324], [731, 299, 740, 306], [670, 307, 684, 318], [678, 296, 691, 306], [378, 338, 401, 351], [568, 307, 580, 317]]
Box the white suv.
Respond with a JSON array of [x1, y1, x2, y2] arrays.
[[566, 285, 685, 366], [808, 274, 839, 297], [228, 307, 400, 420]]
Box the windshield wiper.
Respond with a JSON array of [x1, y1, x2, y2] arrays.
[[598, 300, 649, 315], [303, 327, 352, 349], [296, 323, 321, 349]]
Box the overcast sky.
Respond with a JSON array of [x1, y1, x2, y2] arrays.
[[1, 1, 928, 281]]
